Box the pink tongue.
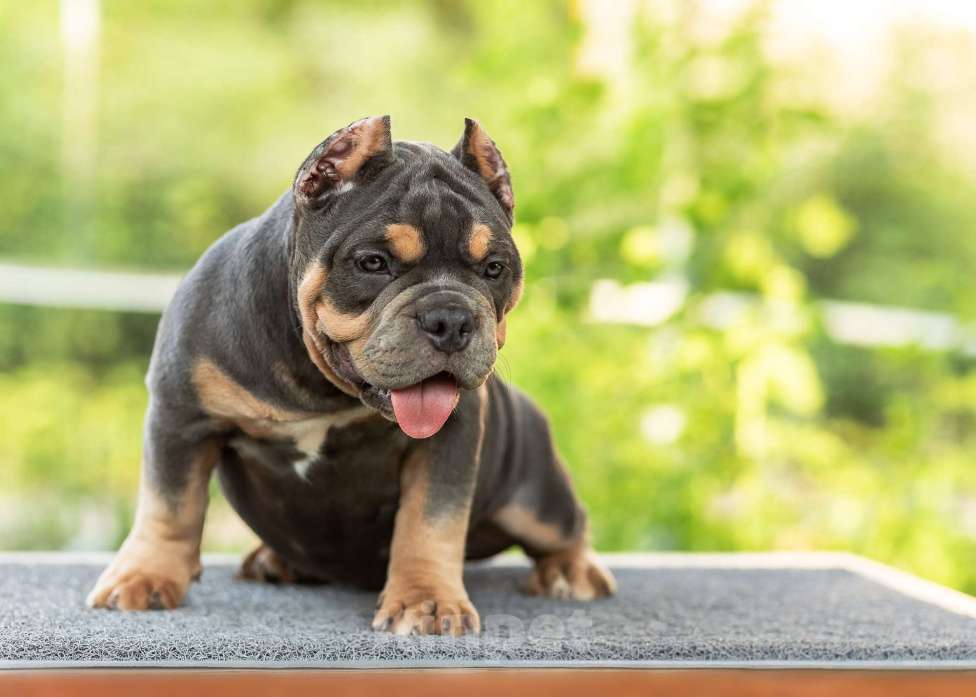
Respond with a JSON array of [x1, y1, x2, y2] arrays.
[[390, 374, 460, 439]]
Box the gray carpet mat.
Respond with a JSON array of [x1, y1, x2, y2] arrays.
[[2, 555, 975, 666]]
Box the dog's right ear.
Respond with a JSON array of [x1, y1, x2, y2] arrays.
[[294, 115, 393, 204]]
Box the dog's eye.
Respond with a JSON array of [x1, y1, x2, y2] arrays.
[[484, 261, 505, 280], [357, 254, 389, 274]]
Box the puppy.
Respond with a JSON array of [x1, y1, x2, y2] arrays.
[[87, 116, 616, 635]]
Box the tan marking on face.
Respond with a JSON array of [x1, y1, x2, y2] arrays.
[[494, 276, 521, 349], [86, 441, 219, 610], [341, 275, 482, 388], [495, 317, 508, 349], [493, 503, 569, 553], [297, 261, 328, 328], [300, 331, 357, 397], [468, 223, 493, 262], [386, 223, 425, 263], [315, 298, 372, 342], [296, 262, 359, 396], [334, 116, 388, 180], [506, 277, 524, 313]]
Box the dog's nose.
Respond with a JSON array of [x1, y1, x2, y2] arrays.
[[418, 306, 474, 353]]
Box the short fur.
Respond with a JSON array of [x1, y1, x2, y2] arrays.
[[88, 116, 615, 634]]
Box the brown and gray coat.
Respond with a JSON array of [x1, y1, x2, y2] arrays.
[[88, 116, 615, 636]]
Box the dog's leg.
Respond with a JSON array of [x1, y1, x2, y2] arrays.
[[371, 389, 485, 636], [495, 493, 616, 601], [491, 395, 616, 601], [87, 404, 218, 610]]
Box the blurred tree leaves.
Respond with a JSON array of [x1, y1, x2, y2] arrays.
[[794, 194, 856, 259], [2, 0, 976, 592]]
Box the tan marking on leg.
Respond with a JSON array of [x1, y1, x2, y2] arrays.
[[372, 450, 479, 637], [87, 441, 219, 611], [296, 262, 359, 396], [385, 223, 425, 263], [494, 503, 617, 601], [493, 503, 569, 552], [467, 223, 493, 261]]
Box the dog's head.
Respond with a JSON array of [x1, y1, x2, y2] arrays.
[[291, 116, 522, 438]]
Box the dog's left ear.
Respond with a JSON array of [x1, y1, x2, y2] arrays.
[[452, 118, 514, 220], [294, 115, 394, 204]]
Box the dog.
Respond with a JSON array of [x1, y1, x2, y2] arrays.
[[87, 116, 616, 636]]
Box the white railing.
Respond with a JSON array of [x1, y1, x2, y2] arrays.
[[0, 262, 181, 313], [2, 262, 974, 356], [590, 278, 976, 357]]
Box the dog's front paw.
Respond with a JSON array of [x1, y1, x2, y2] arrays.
[[87, 543, 198, 611], [527, 544, 617, 601], [371, 583, 480, 636]]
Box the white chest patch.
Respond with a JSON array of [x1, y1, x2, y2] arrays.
[[236, 405, 374, 480], [286, 405, 374, 479]]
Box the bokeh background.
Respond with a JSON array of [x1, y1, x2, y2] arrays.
[[3, 0, 976, 591]]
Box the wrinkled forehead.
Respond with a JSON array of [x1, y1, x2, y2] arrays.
[[335, 142, 513, 258]]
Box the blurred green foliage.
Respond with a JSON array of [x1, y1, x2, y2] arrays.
[[2, 1, 976, 591]]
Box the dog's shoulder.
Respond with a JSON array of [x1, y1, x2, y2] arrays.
[[147, 192, 351, 415]]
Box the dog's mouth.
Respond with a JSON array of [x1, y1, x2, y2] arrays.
[[326, 342, 460, 439], [389, 373, 460, 438], [362, 373, 461, 439]]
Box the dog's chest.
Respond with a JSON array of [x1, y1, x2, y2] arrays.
[[265, 407, 372, 478], [226, 405, 406, 485], [218, 406, 408, 587]]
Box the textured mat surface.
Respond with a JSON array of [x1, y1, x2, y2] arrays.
[[2, 555, 975, 666]]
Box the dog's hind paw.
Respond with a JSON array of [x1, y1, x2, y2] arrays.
[[237, 544, 300, 584], [526, 543, 617, 601]]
